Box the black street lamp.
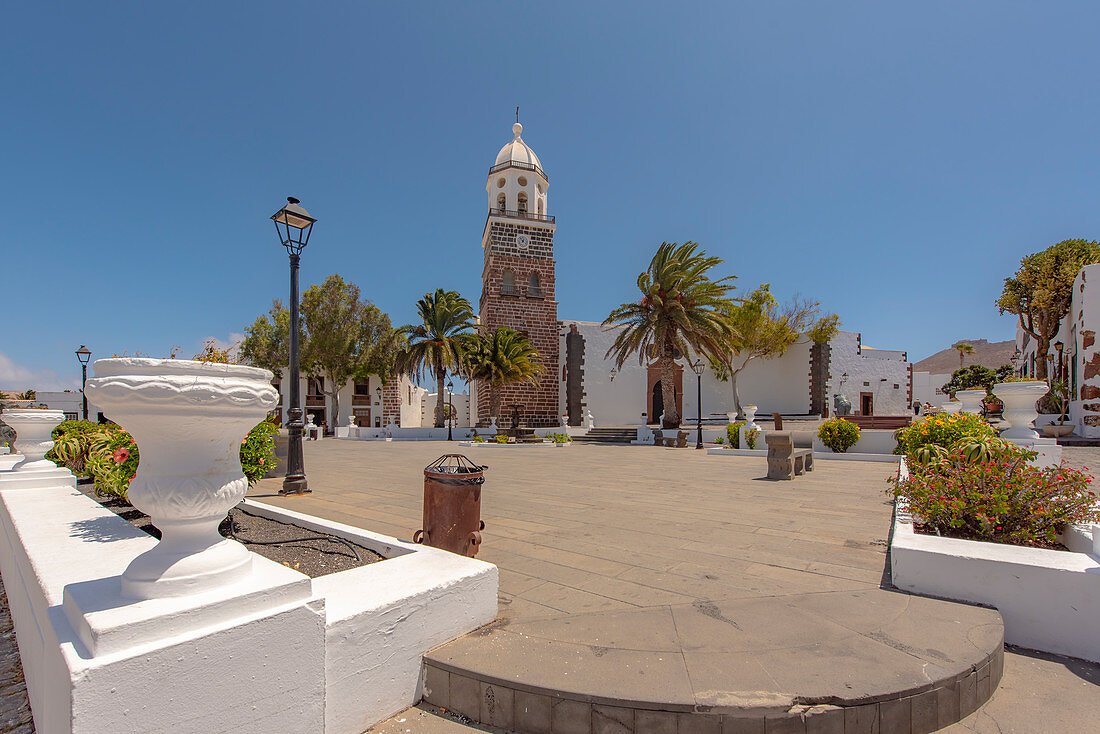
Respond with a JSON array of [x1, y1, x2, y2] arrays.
[[1010, 348, 1021, 377], [273, 197, 316, 496], [691, 359, 705, 450], [1054, 341, 1065, 382], [75, 345, 92, 421], [446, 379, 454, 441]]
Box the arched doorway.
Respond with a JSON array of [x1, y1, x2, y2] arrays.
[[646, 363, 683, 425]]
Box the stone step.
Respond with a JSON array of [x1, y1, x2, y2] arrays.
[[421, 591, 1006, 734]]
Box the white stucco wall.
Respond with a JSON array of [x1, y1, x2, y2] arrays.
[[911, 372, 953, 406], [827, 332, 912, 415], [421, 391, 472, 427], [558, 320, 816, 425]]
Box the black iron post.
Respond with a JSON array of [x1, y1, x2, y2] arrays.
[[446, 379, 454, 441], [271, 197, 315, 496], [281, 251, 309, 494], [691, 359, 705, 449], [75, 345, 91, 421]]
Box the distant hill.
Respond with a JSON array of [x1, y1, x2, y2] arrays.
[[913, 339, 1016, 374]]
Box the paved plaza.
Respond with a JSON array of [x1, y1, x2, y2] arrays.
[[252, 441, 1012, 732]]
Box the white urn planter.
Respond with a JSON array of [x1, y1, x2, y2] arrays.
[[1, 408, 65, 472], [956, 390, 987, 414], [743, 405, 759, 432], [727, 412, 737, 424], [994, 381, 1050, 440], [941, 401, 962, 414], [84, 358, 278, 599]]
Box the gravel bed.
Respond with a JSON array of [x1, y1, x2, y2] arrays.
[[81, 482, 382, 578], [0, 578, 33, 734]]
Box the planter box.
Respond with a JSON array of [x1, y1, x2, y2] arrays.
[[890, 462, 1100, 662]]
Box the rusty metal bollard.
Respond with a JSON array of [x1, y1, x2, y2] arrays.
[[413, 454, 487, 557]]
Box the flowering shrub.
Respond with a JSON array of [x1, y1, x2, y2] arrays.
[[545, 432, 572, 444], [472, 435, 486, 443], [727, 421, 744, 448], [818, 418, 860, 453], [890, 450, 1099, 545], [85, 428, 140, 499], [494, 434, 510, 444], [240, 418, 279, 484], [745, 426, 760, 450], [894, 412, 995, 456]]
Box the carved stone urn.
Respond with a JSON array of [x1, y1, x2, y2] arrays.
[[743, 405, 759, 432], [956, 390, 987, 414], [84, 358, 277, 599], [1, 408, 65, 471], [941, 401, 963, 414], [994, 381, 1050, 440]]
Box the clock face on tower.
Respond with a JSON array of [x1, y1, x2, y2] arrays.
[[516, 233, 530, 250]]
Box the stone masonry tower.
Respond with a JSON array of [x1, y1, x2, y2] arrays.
[[477, 122, 560, 427]]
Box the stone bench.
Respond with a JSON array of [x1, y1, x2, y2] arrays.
[[652, 430, 689, 448], [766, 431, 814, 480]]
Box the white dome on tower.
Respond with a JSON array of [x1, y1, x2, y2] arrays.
[[494, 123, 544, 176]]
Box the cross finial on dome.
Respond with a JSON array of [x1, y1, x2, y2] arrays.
[[513, 122, 523, 139]]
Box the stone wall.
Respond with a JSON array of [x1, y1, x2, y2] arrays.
[[478, 220, 560, 427]]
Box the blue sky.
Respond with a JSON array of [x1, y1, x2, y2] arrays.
[[5, 2, 1099, 390]]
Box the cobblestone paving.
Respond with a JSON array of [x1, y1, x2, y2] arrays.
[[1060, 445, 1100, 474], [0, 578, 33, 734]]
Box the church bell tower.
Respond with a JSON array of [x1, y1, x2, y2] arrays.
[[477, 122, 560, 427]]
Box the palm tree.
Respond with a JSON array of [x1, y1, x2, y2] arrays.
[[954, 342, 975, 369], [603, 242, 735, 428], [396, 289, 475, 427], [466, 327, 545, 420]]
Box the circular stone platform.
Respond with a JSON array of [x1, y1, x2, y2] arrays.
[[423, 588, 1004, 733]]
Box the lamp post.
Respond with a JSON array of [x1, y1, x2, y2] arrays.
[[375, 386, 382, 429], [272, 197, 316, 496], [609, 368, 617, 383], [1054, 341, 1064, 383], [1010, 348, 1021, 377], [446, 379, 454, 441], [691, 359, 705, 449], [75, 345, 91, 421]]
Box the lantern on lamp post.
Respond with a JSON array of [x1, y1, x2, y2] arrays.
[[691, 359, 705, 449], [1054, 341, 1064, 383], [272, 197, 316, 496], [75, 345, 92, 421]]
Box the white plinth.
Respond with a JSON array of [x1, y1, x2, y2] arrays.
[[0, 483, 325, 734]]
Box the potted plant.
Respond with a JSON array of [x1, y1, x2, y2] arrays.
[[1041, 379, 1074, 437]]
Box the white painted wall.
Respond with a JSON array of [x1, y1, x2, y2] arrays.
[[422, 391, 472, 427], [911, 371, 953, 406], [827, 332, 912, 415]]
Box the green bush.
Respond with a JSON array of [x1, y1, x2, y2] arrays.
[[472, 435, 486, 443], [240, 418, 279, 485], [727, 421, 744, 448], [713, 436, 725, 445], [890, 448, 1099, 545], [47, 420, 109, 477], [817, 418, 861, 453], [894, 413, 995, 457], [494, 434, 509, 444], [545, 432, 572, 444]]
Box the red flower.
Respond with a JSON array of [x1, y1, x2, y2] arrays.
[[112, 447, 130, 464]]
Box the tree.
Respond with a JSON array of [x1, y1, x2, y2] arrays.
[[953, 342, 975, 369], [396, 289, 475, 427], [604, 242, 735, 428], [996, 239, 1100, 380], [16, 390, 35, 401], [940, 364, 1013, 396], [713, 284, 839, 416], [238, 300, 292, 379], [466, 327, 545, 420], [300, 274, 401, 426]]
